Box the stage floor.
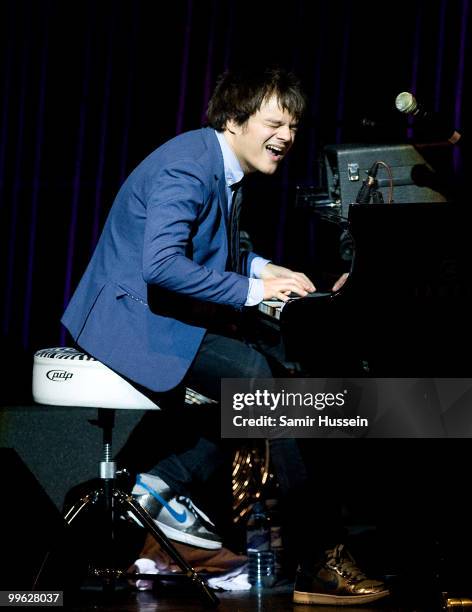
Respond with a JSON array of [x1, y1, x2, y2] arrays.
[[64, 579, 454, 611]]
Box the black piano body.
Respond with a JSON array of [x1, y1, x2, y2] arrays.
[[257, 203, 472, 377], [254, 203, 472, 593]]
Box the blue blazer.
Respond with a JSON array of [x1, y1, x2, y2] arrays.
[[62, 128, 259, 392]]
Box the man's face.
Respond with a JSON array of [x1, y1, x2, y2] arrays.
[[224, 95, 298, 175]]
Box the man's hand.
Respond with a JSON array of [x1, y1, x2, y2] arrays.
[[260, 263, 316, 302]]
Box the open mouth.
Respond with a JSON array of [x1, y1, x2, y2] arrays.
[[266, 144, 285, 160]]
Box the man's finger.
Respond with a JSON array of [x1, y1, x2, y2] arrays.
[[289, 271, 316, 292]]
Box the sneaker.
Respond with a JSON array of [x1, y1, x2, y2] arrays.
[[130, 473, 222, 550], [293, 544, 390, 606]]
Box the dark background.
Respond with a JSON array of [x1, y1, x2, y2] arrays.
[[0, 0, 470, 369], [0, 0, 471, 594]]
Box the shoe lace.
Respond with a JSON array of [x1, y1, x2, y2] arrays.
[[326, 544, 367, 582], [176, 496, 202, 520], [177, 496, 216, 527]]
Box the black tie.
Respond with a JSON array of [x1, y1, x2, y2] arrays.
[[228, 181, 243, 273]]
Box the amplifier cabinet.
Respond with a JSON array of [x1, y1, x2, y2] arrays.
[[323, 143, 448, 218]]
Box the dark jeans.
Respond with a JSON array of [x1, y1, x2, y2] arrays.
[[117, 332, 345, 558], [153, 333, 275, 490]]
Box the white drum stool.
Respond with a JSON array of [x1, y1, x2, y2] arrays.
[[32, 347, 219, 606]]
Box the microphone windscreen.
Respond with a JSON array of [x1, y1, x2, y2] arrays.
[[395, 92, 417, 114]]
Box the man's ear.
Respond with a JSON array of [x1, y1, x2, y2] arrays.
[[225, 118, 240, 134]]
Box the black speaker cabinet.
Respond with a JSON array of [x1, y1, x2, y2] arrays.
[[0, 406, 147, 512], [0, 449, 69, 590], [324, 143, 449, 218]]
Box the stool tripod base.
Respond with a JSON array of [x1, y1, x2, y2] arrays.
[[120, 490, 219, 606], [34, 482, 219, 607]]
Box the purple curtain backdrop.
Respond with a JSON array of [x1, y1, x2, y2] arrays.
[[0, 0, 470, 360]]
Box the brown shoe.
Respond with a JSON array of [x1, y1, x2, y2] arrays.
[[293, 544, 390, 606]]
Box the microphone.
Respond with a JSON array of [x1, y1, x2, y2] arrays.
[[355, 162, 380, 204], [395, 92, 462, 145], [395, 92, 431, 120]]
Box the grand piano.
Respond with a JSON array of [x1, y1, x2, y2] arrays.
[[256, 202, 472, 377]]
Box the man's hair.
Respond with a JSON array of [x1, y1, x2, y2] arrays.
[[206, 66, 307, 131]]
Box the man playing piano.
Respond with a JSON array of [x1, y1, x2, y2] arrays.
[[62, 66, 388, 605]]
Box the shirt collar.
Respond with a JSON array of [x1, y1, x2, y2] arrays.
[[215, 129, 244, 189]]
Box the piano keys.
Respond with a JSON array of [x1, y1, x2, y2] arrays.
[[258, 291, 336, 322], [258, 299, 285, 321]]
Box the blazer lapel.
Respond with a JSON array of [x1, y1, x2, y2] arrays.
[[203, 127, 230, 226], [217, 173, 229, 226]]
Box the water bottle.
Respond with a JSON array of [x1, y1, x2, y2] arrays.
[[246, 501, 275, 588], [266, 497, 284, 580]]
